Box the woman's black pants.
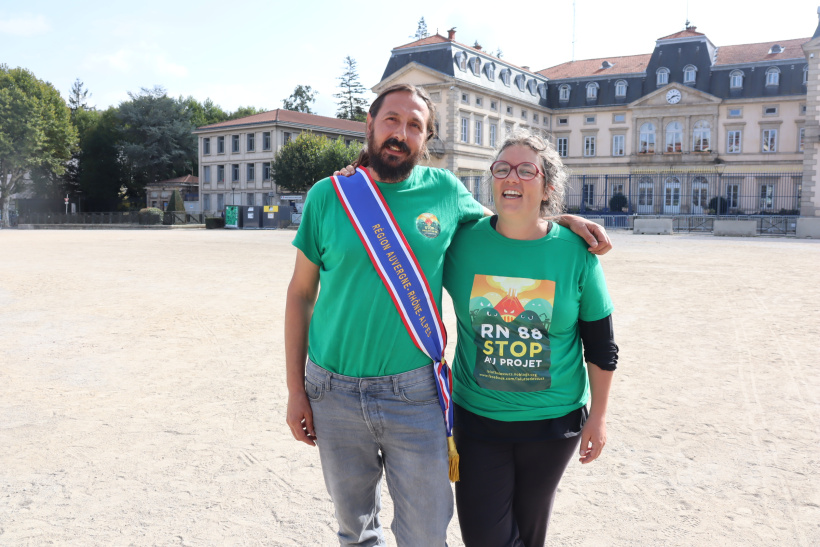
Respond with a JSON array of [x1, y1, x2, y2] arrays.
[[454, 428, 580, 547]]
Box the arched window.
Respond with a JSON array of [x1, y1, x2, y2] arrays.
[[470, 57, 481, 76], [639, 123, 655, 154], [804, 65, 809, 85], [615, 80, 627, 97], [500, 69, 511, 86], [730, 70, 744, 89], [559, 84, 570, 101], [666, 121, 682, 153], [514, 74, 526, 92], [692, 120, 711, 152], [586, 82, 599, 100], [527, 79, 538, 95], [455, 52, 467, 72], [537, 83, 547, 99], [683, 65, 697, 84], [657, 67, 669, 86], [766, 67, 780, 86], [484, 62, 496, 81]]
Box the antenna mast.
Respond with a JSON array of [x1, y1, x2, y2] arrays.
[[572, 1, 576, 62]]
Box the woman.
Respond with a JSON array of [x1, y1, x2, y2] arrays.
[[443, 130, 618, 546]]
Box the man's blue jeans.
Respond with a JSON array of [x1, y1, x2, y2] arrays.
[[305, 360, 453, 547]]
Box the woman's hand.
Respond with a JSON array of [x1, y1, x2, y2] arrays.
[[558, 215, 613, 255], [332, 164, 357, 177], [578, 412, 606, 464]]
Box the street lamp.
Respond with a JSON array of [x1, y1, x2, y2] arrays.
[[231, 181, 238, 206]]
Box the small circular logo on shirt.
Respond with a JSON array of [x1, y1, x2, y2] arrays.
[[416, 213, 441, 238]]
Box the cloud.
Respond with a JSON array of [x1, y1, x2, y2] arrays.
[[155, 55, 188, 78], [83, 44, 189, 79], [0, 14, 50, 36]]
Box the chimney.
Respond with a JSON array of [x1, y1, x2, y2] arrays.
[[474, 41, 482, 51], [522, 66, 530, 71], [447, 27, 456, 41]]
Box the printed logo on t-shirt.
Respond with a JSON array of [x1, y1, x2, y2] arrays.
[[416, 213, 441, 238], [469, 275, 554, 392]]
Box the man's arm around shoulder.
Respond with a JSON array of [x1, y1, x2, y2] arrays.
[[285, 250, 320, 447]]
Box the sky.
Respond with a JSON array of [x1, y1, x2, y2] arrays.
[[2, 0, 817, 118]]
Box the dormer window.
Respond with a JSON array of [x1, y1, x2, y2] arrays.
[[615, 80, 627, 97], [527, 79, 537, 95], [586, 82, 599, 100], [656, 67, 669, 86], [730, 70, 744, 89], [558, 84, 570, 101], [768, 44, 783, 54], [683, 65, 697, 84], [537, 83, 547, 99], [470, 57, 481, 76], [500, 69, 511, 86], [766, 67, 780, 86], [455, 52, 467, 72], [601, 60, 613, 69], [514, 74, 526, 92], [804, 65, 809, 85], [484, 62, 496, 81]]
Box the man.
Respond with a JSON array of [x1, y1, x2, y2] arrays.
[[285, 83, 610, 546]]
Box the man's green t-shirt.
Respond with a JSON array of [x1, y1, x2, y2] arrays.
[[293, 167, 484, 378], [443, 218, 613, 421]]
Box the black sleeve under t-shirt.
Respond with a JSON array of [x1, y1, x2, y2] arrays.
[[579, 315, 618, 371]]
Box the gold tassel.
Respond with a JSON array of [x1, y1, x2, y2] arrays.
[[447, 436, 460, 482]]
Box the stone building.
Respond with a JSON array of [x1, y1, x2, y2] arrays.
[[193, 110, 365, 214], [145, 175, 199, 211], [376, 15, 819, 218]]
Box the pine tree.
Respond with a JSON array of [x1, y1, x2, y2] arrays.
[[334, 57, 369, 122], [68, 79, 92, 119], [412, 17, 428, 40]]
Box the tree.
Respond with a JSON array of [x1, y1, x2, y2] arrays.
[[76, 108, 128, 211], [117, 87, 197, 205], [412, 17, 428, 40], [271, 133, 361, 193], [334, 57, 369, 122], [182, 96, 229, 129], [282, 85, 317, 114], [68, 78, 92, 118], [0, 65, 78, 226], [165, 189, 184, 212], [228, 105, 266, 120]]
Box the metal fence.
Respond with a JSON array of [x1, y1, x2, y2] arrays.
[[18, 212, 206, 225], [460, 170, 802, 234], [565, 172, 802, 217]]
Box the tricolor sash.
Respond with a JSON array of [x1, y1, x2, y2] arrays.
[[332, 167, 459, 481]]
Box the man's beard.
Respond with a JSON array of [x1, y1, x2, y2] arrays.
[[367, 135, 423, 183]]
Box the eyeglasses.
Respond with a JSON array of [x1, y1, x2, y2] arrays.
[[489, 161, 544, 181]]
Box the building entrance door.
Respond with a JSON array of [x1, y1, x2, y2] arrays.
[[691, 177, 708, 215], [637, 177, 654, 214], [664, 177, 681, 214]]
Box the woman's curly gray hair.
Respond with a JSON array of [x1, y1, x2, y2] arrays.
[[491, 130, 568, 218]]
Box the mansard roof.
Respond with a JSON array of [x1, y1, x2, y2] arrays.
[[195, 109, 365, 133], [390, 33, 531, 73], [395, 34, 451, 49], [537, 54, 652, 80], [658, 28, 706, 41], [714, 37, 809, 65], [538, 36, 809, 82]]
